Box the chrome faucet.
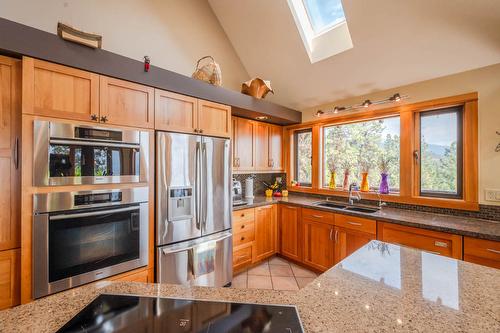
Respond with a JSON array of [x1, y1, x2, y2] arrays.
[[377, 192, 387, 209], [348, 183, 361, 205]]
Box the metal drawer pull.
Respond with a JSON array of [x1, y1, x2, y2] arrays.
[[434, 241, 448, 248], [487, 248, 500, 255], [329, 228, 333, 240], [240, 213, 245, 217], [312, 215, 323, 218], [241, 225, 245, 229], [240, 237, 245, 241], [427, 250, 441, 255], [347, 221, 362, 226]]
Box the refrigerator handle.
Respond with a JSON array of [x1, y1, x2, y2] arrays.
[[202, 142, 208, 231], [195, 142, 201, 230]]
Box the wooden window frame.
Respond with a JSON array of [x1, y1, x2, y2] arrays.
[[293, 128, 313, 187], [285, 93, 479, 211]]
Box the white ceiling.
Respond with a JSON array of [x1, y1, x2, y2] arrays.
[[208, 0, 500, 110]]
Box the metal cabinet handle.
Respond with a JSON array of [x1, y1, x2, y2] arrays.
[[241, 225, 245, 229], [194, 129, 199, 133], [335, 230, 338, 243], [91, 114, 98, 121], [13, 137, 19, 169], [240, 213, 245, 217], [487, 248, 500, 254], [199, 129, 203, 133], [312, 215, 323, 218], [347, 221, 363, 226], [329, 228, 333, 240], [240, 237, 245, 241], [434, 241, 448, 248], [100, 115, 108, 123], [237, 158, 241, 167]]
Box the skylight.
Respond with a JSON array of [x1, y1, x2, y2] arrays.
[[288, 0, 353, 63], [303, 0, 346, 35]]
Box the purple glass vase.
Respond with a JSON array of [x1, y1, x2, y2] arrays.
[[379, 173, 390, 194]]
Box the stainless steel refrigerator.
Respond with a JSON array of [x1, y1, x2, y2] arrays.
[[156, 131, 232, 287]]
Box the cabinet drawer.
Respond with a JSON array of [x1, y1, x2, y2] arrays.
[[464, 237, 500, 269], [108, 268, 149, 283], [232, 208, 255, 224], [378, 222, 462, 259], [302, 208, 334, 224], [233, 244, 253, 269], [233, 229, 255, 247], [335, 214, 376, 235], [234, 219, 255, 235]]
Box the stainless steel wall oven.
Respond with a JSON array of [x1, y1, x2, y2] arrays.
[[33, 187, 149, 299], [33, 120, 149, 186]]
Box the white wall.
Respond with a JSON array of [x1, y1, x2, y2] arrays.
[[302, 63, 500, 206], [0, 0, 249, 90]]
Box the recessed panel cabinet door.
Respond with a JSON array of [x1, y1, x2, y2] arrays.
[[279, 205, 301, 261], [154, 89, 197, 133], [100, 76, 154, 128], [269, 125, 283, 170], [303, 219, 334, 271], [254, 205, 277, 262], [254, 122, 269, 169], [232, 117, 255, 171], [0, 249, 20, 310], [22, 57, 99, 122], [198, 99, 231, 138], [334, 227, 375, 264], [0, 56, 20, 251]]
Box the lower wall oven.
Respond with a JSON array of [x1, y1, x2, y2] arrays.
[[33, 187, 149, 299]]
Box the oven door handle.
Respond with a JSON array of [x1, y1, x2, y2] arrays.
[[49, 206, 139, 220], [50, 139, 140, 149]]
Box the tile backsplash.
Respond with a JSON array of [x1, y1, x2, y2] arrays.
[[233, 173, 287, 197]]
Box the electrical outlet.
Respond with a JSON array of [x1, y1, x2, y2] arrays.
[[485, 189, 500, 202]]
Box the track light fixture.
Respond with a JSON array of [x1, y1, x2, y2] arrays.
[[315, 93, 408, 117]]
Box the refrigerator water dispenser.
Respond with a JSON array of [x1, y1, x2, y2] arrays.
[[168, 187, 193, 221]]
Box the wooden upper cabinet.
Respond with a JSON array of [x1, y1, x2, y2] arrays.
[[154, 89, 197, 133], [279, 205, 301, 261], [0, 56, 20, 251], [232, 117, 255, 171], [0, 249, 20, 310], [303, 218, 335, 271], [197, 99, 231, 137], [463, 237, 500, 269], [100, 76, 154, 128], [254, 205, 277, 262], [269, 125, 283, 170], [254, 122, 269, 169], [22, 57, 99, 122], [377, 222, 463, 259]]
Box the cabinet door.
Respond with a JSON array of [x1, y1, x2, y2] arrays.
[[464, 237, 500, 269], [0, 56, 20, 251], [109, 268, 149, 283], [254, 205, 277, 262], [22, 57, 99, 122], [154, 89, 197, 133], [232, 117, 255, 171], [0, 249, 20, 310], [378, 222, 463, 259], [197, 99, 231, 138], [100, 76, 154, 128], [280, 205, 301, 261], [254, 122, 269, 170], [303, 218, 334, 271], [334, 227, 375, 264], [269, 125, 283, 170], [233, 243, 253, 272]]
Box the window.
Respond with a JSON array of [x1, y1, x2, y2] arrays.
[[323, 117, 400, 192], [419, 107, 463, 198], [303, 0, 346, 34], [294, 129, 313, 186]]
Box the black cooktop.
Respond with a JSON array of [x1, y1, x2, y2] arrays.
[[56, 294, 304, 333]]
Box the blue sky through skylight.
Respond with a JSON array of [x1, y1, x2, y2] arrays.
[[303, 0, 346, 34]]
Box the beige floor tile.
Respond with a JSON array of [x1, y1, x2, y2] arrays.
[[231, 273, 248, 289], [295, 277, 315, 289], [271, 276, 299, 291], [247, 275, 273, 289], [268, 256, 290, 266], [248, 262, 270, 276], [270, 264, 294, 277], [291, 264, 317, 278]]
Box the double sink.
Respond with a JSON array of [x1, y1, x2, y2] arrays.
[[312, 201, 380, 214]]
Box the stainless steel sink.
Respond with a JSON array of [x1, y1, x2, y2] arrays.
[[343, 206, 379, 214], [313, 201, 347, 209]]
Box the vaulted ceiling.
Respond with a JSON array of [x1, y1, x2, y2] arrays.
[[208, 0, 500, 110]]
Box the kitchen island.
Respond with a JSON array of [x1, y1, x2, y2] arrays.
[[1, 241, 498, 332]]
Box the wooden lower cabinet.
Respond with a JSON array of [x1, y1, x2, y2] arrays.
[[302, 218, 335, 271], [378, 222, 463, 259], [0, 248, 20, 310], [254, 205, 277, 262], [279, 205, 301, 261], [334, 227, 375, 264], [233, 243, 253, 272], [108, 268, 149, 283], [464, 237, 500, 269]]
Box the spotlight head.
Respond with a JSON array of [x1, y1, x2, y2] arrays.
[[315, 110, 324, 117], [391, 93, 402, 102], [362, 99, 372, 108]]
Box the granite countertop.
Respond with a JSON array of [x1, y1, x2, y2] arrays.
[[1, 241, 498, 332], [233, 195, 500, 241]]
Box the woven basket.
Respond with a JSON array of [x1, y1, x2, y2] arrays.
[[241, 78, 274, 99], [192, 56, 222, 86]]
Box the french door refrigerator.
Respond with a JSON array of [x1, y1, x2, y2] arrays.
[[156, 131, 232, 287]]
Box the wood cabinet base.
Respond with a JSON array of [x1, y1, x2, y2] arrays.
[[0, 249, 20, 310]]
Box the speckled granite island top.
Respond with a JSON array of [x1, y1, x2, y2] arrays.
[[1, 241, 499, 332], [234, 195, 500, 241]]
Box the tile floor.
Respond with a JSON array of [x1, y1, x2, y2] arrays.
[[231, 256, 317, 291]]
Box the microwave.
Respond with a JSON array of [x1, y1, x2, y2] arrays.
[[33, 120, 149, 186]]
